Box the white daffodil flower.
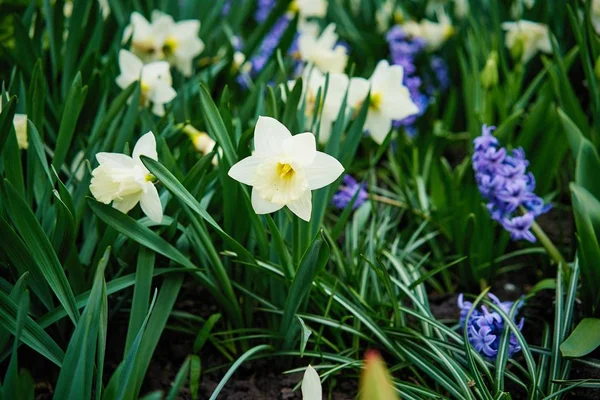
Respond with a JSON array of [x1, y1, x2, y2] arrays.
[[228, 116, 344, 221], [122, 12, 158, 62], [115, 49, 176, 116], [297, 23, 348, 74], [501, 20, 552, 63], [347, 60, 419, 144], [150, 11, 205, 77], [90, 132, 163, 223], [286, 67, 349, 144], [301, 365, 322, 400], [0, 95, 28, 150], [122, 11, 204, 76], [401, 11, 454, 51]]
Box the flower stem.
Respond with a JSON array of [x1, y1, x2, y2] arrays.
[[531, 220, 569, 275]]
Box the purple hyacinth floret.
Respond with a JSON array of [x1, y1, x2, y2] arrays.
[[332, 175, 368, 210], [458, 293, 524, 359], [238, 14, 292, 88], [472, 125, 550, 242], [255, 0, 276, 22], [386, 26, 430, 132]]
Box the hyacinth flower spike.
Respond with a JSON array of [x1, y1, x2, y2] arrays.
[[472, 124, 567, 267]]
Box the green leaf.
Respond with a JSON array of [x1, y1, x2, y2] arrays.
[[208, 345, 271, 400], [560, 318, 600, 357], [198, 83, 236, 167], [52, 73, 88, 170], [280, 232, 330, 349], [124, 247, 155, 355], [0, 96, 17, 152], [193, 313, 221, 353], [141, 156, 254, 262], [0, 288, 64, 367], [4, 180, 79, 325], [296, 316, 312, 357], [575, 137, 600, 201], [53, 247, 109, 400], [166, 357, 191, 400], [189, 355, 201, 400], [3, 290, 30, 400], [0, 216, 54, 311], [115, 290, 158, 400]]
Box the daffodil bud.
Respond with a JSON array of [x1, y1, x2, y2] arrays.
[[481, 52, 499, 89], [13, 114, 28, 150]]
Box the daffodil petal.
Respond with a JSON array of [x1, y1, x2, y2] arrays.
[[132, 131, 158, 161], [369, 59, 391, 90], [140, 183, 163, 223], [347, 77, 370, 109], [305, 152, 344, 190], [282, 133, 316, 165], [112, 191, 142, 214], [118, 49, 144, 82], [150, 79, 177, 104], [96, 152, 136, 168], [301, 365, 322, 400], [364, 111, 392, 145], [229, 155, 263, 186], [251, 188, 285, 214], [286, 190, 312, 222], [254, 116, 292, 155]]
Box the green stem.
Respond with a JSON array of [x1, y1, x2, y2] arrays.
[[531, 220, 569, 276]]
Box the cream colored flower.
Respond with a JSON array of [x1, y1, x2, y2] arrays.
[[297, 23, 348, 74], [90, 132, 163, 223], [301, 365, 322, 400], [286, 66, 349, 144], [347, 60, 419, 144], [115, 49, 176, 116], [122, 11, 204, 76], [228, 116, 344, 221], [291, 0, 327, 19], [401, 11, 454, 51], [501, 20, 552, 63]]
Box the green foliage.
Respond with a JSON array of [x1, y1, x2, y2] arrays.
[[0, 0, 599, 399]]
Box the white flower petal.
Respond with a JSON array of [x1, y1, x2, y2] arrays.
[[150, 79, 177, 104], [142, 61, 172, 85], [151, 103, 165, 117], [132, 132, 158, 162], [112, 191, 142, 214], [365, 111, 392, 144], [286, 190, 312, 221], [173, 20, 201, 37], [316, 117, 333, 145], [140, 183, 163, 223], [228, 155, 264, 186], [369, 59, 391, 91], [282, 133, 316, 165], [304, 152, 344, 190], [254, 116, 292, 155], [251, 188, 285, 214], [347, 78, 370, 109], [301, 365, 322, 400], [118, 50, 143, 82], [96, 152, 136, 168], [322, 73, 349, 117], [13, 114, 28, 150]]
